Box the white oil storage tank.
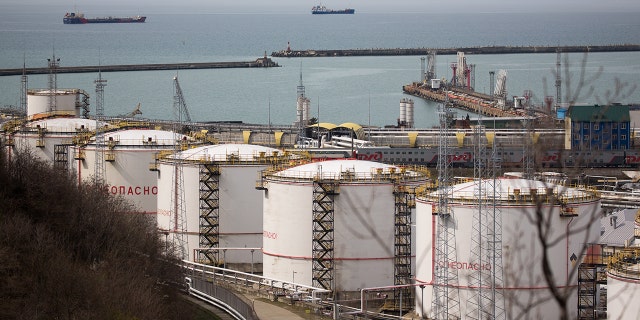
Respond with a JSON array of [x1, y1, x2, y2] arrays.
[[156, 144, 301, 271], [607, 250, 640, 320], [414, 178, 601, 319], [260, 159, 430, 293], [7, 116, 97, 171], [70, 128, 190, 216], [27, 89, 90, 119]]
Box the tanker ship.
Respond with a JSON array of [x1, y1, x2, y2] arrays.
[[63, 12, 146, 24], [311, 5, 355, 14]]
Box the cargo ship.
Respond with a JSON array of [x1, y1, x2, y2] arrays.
[[63, 12, 146, 24], [311, 5, 355, 14]]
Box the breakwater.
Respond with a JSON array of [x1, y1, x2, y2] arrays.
[[0, 57, 279, 76], [272, 44, 640, 57]]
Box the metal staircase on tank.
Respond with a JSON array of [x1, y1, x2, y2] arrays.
[[311, 173, 339, 290], [577, 265, 597, 319], [53, 144, 70, 170], [432, 93, 461, 319], [392, 182, 414, 311], [199, 163, 221, 265], [466, 119, 506, 320]]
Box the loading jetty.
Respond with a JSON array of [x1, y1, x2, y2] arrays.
[[272, 44, 640, 57], [0, 57, 279, 76], [402, 82, 554, 121]]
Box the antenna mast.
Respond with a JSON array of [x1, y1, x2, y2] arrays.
[[432, 87, 461, 319]]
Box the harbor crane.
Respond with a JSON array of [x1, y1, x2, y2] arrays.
[[118, 103, 142, 118]]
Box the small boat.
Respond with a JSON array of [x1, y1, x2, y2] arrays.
[[311, 5, 355, 14], [63, 11, 146, 24]]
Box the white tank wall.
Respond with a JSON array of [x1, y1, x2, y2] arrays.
[[263, 180, 411, 291], [10, 118, 96, 169], [607, 270, 640, 320], [12, 133, 72, 165], [28, 91, 80, 117], [415, 183, 601, 319], [157, 161, 200, 261], [73, 146, 161, 214], [157, 162, 270, 264]]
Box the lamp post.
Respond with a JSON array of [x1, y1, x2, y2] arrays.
[[419, 284, 425, 319], [223, 249, 227, 269], [250, 249, 255, 274]]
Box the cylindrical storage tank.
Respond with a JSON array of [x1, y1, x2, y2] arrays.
[[607, 263, 640, 320], [156, 144, 300, 270], [399, 98, 407, 124], [406, 98, 414, 128], [11, 117, 97, 171], [71, 129, 188, 216], [262, 159, 430, 292], [27, 89, 88, 118], [415, 178, 600, 319]]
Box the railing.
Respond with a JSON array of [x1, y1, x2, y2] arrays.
[[182, 260, 332, 319]]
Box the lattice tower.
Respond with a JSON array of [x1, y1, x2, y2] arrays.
[[555, 49, 562, 108], [431, 92, 461, 319], [170, 75, 188, 260], [17, 60, 28, 150], [94, 70, 107, 185], [466, 120, 506, 320], [47, 55, 60, 113], [522, 104, 536, 180], [296, 64, 306, 143]]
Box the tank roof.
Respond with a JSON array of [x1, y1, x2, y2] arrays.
[[101, 129, 186, 146], [273, 159, 426, 181], [172, 143, 284, 161], [26, 117, 97, 131], [430, 178, 598, 204]]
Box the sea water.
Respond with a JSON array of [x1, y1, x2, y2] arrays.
[[1, 8, 639, 128]]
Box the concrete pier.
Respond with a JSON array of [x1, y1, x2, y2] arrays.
[[0, 57, 279, 76], [272, 44, 640, 57]]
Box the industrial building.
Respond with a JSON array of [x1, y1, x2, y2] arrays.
[[415, 178, 601, 319], [565, 104, 631, 150]]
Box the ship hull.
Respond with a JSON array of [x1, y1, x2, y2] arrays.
[[312, 9, 355, 14], [63, 12, 146, 24]]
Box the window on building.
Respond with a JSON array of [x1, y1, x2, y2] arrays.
[[594, 124, 599, 130], [621, 135, 627, 140], [613, 123, 618, 129], [594, 135, 600, 141], [621, 123, 627, 129]]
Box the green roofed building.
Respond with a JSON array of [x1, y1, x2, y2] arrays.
[[565, 104, 631, 150]]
